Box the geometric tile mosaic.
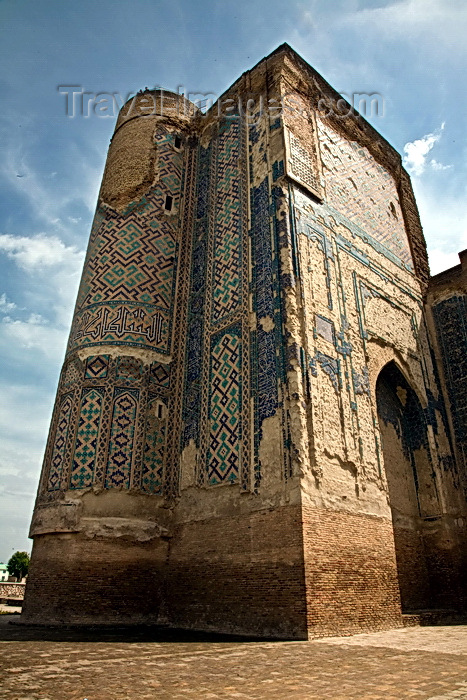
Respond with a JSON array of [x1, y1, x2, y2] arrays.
[[211, 121, 241, 324], [47, 394, 73, 491], [433, 295, 467, 459], [105, 389, 138, 489], [67, 132, 183, 356], [116, 356, 143, 381], [251, 178, 280, 428], [70, 388, 104, 489], [141, 394, 166, 494], [64, 359, 82, 386], [85, 355, 109, 379], [207, 329, 241, 485], [182, 144, 211, 448], [149, 361, 171, 389]]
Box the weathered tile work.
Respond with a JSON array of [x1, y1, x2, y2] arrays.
[[433, 295, 467, 470], [24, 45, 467, 638], [41, 353, 172, 496], [68, 130, 183, 356]]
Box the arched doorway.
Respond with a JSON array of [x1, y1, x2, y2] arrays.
[[376, 362, 440, 611]]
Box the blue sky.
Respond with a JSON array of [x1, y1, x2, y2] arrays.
[[0, 0, 466, 564]]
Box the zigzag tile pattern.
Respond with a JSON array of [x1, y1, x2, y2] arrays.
[[207, 329, 241, 485], [141, 394, 166, 494], [68, 135, 182, 355], [105, 390, 138, 488], [70, 388, 104, 489], [212, 121, 241, 324], [80, 215, 176, 307], [47, 394, 73, 491]]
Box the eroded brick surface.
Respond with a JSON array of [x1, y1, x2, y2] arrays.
[[22, 44, 467, 638]]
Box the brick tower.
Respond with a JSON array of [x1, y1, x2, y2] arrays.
[[22, 45, 467, 637]]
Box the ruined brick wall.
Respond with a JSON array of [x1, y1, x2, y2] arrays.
[[428, 253, 467, 479], [0, 582, 25, 601], [170, 57, 308, 638], [277, 48, 466, 616], [23, 91, 194, 624], [22, 533, 168, 624], [425, 251, 467, 608], [23, 45, 467, 635]]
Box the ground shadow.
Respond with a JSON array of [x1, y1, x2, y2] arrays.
[[0, 615, 286, 643]]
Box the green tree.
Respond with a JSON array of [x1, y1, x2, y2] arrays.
[[7, 551, 30, 581]]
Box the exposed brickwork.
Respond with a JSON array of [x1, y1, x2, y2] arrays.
[[391, 526, 432, 610], [24, 44, 467, 639], [22, 534, 169, 625], [301, 506, 403, 636], [398, 168, 430, 289], [165, 506, 308, 639]]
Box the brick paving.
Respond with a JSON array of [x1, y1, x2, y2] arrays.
[[1, 617, 467, 700]]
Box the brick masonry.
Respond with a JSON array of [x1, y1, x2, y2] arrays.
[[23, 533, 169, 625], [22, 44, 467, 638]]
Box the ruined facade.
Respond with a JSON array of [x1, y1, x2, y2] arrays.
[[22, 45, 467, 638]]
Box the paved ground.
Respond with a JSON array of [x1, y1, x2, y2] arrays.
[[0, 605, 22, 614], [1, 616, 467, 700]]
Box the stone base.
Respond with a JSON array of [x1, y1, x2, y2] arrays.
[[21, 533, 169, 626], [22, 505, 410, 639]]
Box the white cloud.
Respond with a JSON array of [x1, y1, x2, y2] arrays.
[[0, 293, 16, 314], [0, 232, 84, 327], [1, 315, 68, 362], [430, 159, 452, 172], [0, 233, 83, 271], [412, 179, 467, 275], [403, 124, 446, 176], [338, 0, 467, 51]]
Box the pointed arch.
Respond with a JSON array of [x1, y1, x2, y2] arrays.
[[376, 361, 440, 610]]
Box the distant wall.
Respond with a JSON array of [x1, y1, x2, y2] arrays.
[[0, 582, 25, 600]]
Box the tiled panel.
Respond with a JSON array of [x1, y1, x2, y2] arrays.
[[207, 328, 241, 485], [105, 389, 138, 488], [68, 134, 183, 356], [182, 144, 211, 448], [85, 355, 109, 379], [433, 295, 467, 461], [70, 387, 104, 489], [141, 394, 166, 494], [211, 121, 242, 324], [47, 394, 74, 491], [149, 362, 171, 390]]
